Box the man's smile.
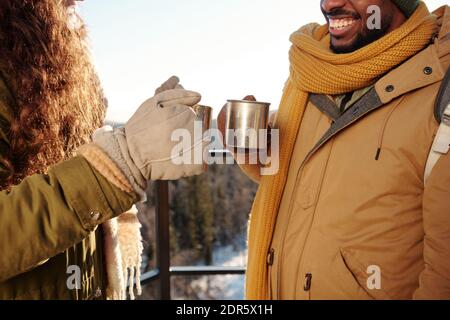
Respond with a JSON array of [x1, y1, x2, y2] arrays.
[[328, 16, 360, 38]]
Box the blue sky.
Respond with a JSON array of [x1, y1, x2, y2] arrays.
[[78, 0, 448, 122]]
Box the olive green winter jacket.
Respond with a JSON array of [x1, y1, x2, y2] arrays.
[[0, 73, 138, 300]]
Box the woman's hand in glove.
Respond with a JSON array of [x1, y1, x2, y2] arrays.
[[92, 77, 205, 199]]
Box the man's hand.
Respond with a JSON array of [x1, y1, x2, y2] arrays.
[[217, 95, 274, 184]]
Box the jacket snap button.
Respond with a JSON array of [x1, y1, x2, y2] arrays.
[[90, 210, 101, 221], [304, 273, 312, 291], [423, 66, 433, 75], [385, 85, 394, 93]]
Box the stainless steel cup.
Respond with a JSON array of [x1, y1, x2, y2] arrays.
[[193, 104, 212, 131], [225, 100, 270, 150], [193, 105, 212, 171]]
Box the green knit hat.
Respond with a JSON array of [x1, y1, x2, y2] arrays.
[[391, 0, 421, 17]]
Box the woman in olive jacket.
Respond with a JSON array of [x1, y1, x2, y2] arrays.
[[0, 0, 203, 300]]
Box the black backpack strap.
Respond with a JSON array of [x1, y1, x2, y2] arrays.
[[435, 66, 450, 123]]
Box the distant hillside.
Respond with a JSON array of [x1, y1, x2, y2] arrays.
[[137, 162, 257, 299]]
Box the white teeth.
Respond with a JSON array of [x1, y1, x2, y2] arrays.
[[329, 19, 355, 30]]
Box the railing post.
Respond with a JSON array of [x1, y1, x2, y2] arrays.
[[155, 180, 171, 300]]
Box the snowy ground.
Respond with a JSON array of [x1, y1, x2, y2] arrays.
[[190, 245, 247, 300]]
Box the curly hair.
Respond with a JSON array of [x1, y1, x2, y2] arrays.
[[0, 0, 106, 191]]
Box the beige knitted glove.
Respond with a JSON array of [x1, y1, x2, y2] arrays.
[[93, 77, 204, 198]]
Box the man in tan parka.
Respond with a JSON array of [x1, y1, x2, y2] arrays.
[[0, 0, 204, 299], [220, 0, 450, 300]]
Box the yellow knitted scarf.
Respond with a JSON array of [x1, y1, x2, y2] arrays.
[[245, 2, 437, 300]]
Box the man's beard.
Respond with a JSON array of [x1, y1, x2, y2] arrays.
[[330, 14, 394, 54], [0, 0, 106, 190]]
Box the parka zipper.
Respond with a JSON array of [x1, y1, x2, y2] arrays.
[[267, 248, 275, 299], [275, 103, 384, 298], [275, 137, 335, 299], [275, 135, 324, 299]]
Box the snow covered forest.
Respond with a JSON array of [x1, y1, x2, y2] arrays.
[[137, 163, 258, 300]]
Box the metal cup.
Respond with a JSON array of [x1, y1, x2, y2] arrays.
[[192, 105, 212, 171], [225, 100, 270, 150], [193, 105, 212, 132]]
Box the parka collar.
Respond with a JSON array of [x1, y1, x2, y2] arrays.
[[376, 5, 450, 104]]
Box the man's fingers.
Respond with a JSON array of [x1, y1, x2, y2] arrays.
[[243, 95, 257, 102], [155, 76, 180, 94]]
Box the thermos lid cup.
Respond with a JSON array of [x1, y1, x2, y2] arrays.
[[225, 100, 270, 150]]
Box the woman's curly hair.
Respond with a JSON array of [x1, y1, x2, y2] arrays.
[[0, 0, 106, 191]]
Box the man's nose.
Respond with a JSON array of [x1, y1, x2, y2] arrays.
[[321, 0, 347, 13]]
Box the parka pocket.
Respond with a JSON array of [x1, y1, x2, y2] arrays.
[[340, 248, 392, 300]]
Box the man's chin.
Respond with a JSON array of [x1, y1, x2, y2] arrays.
[[330, 28, 391, 54], [330, 36, 360, 54]]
